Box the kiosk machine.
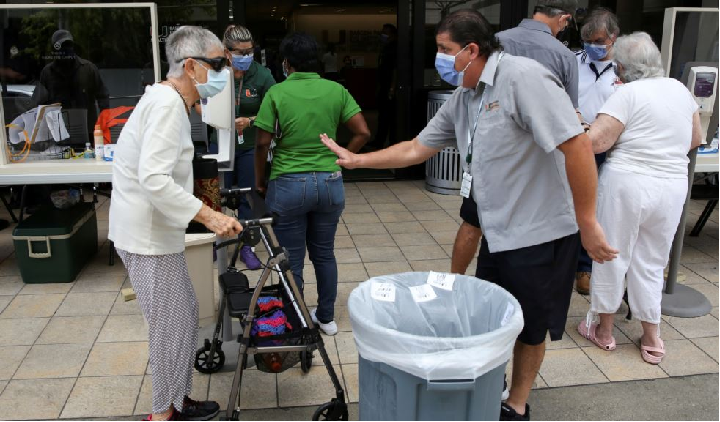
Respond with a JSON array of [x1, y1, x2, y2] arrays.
[[660, 5, 719, 318], [663, 63, 718, 317], [200, 68, 235, 171], [688, 67, 719, 171]]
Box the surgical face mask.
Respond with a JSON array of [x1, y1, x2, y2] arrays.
[[434, 45, 471, 86], [192, 63, 229, 98], [584, 43, 608, 61], [231, 54, 254, 71], [282, 61, 289, 78]]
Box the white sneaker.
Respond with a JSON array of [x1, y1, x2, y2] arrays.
[[310, 308, 338, 336]]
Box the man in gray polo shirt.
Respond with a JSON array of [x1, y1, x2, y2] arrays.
[[497, 0, 579, 106], [322, 9, 617, 421], [450, 0, 580, 278]]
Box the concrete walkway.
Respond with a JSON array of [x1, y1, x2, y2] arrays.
[[235, 373, 719, 421], [0, 181, 717, 420]]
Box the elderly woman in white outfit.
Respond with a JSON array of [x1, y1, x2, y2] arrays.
[[578, 32, 703, 364], [109, 26, 242, 421]]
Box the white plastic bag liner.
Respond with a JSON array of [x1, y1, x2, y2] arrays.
[[348, 272, 523, 381]]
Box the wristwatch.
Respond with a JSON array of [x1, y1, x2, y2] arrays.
[[249, 118, 255, 128]]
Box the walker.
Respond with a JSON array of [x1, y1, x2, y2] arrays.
[[194, 187, 348, 421]]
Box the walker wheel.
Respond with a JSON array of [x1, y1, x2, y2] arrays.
[[312, 400, 348, 421], [194, 339, 225, 374], [300, 350, 313, 373]]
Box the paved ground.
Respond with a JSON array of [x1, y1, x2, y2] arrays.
[[235, 373, 719, 421], [0, 180, 717, 420]]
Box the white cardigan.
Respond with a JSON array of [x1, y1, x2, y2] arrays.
[[109, 84, 203, 255]]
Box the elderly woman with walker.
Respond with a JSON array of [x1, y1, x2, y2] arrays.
[[110, 26, 243, 421]]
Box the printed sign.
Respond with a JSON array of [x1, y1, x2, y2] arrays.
[[371, 282, 396, 302], [427, 271, 455, 291]]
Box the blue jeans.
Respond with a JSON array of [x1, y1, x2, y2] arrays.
[[266, 172, 345, 322], [209, 144, 255, 220], [578, 152, 607, 272]]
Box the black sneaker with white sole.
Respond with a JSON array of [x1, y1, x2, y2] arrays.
[[500, 403, 530, 421], [180, 396, 220, 421]]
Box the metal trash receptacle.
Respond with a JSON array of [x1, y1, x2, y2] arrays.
[[349, 272, 524, 421], [425, 91, 462, 195]]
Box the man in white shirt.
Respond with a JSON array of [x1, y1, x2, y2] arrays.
[[574, 7, 620, 295]]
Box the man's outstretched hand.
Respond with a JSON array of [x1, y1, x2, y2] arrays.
[[320, 133, 360, 169]]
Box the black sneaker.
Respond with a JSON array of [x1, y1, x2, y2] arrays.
[[500, 403, 530, 421], [180, 396, 220, 421]]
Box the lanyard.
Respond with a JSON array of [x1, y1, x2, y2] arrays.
[[466, 89, 485, 164], [466, 52, 504, 165]]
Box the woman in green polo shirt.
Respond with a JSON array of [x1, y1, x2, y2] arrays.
[[254, 32, 370, 336], [214, 25, 276, 269]]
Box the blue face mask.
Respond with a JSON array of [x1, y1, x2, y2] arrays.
[[434, 45, 471, 86], [193, 64, 229, 99], [231, 54, 253, 71], [584, 43, 608, 61]]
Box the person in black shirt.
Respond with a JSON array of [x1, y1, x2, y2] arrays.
[[31, 29, 109, 146]]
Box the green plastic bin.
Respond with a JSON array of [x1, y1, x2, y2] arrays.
[[12, 202, 98, 283]]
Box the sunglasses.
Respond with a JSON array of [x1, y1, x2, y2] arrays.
[[179, 56, 228, 72]]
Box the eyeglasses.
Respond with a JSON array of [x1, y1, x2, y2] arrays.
[[584, 36, 610, 45], [178, 56, 228, 72], [229, 47, 254, 56]]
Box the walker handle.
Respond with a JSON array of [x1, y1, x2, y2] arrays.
[[214, 217, 275, 250]]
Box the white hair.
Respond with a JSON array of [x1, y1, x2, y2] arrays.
[[165, 26, 223, 78], [613, 32, 665, 83]]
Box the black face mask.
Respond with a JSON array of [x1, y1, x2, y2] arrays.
[[60, 46, 75, 58], [55, 49, 76, 71]]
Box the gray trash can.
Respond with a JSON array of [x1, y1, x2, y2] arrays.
[[425, 91, 462, 195], [349, 272, 524, 421]]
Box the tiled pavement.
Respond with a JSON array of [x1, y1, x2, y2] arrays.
[[0, 180, 717, 420]]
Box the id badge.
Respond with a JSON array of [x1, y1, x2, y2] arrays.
[[460, 171, 472, 198], [237, 134, 244, 145]]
